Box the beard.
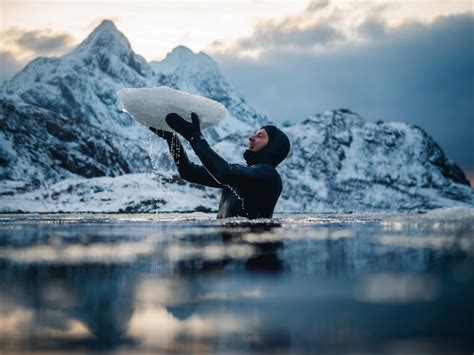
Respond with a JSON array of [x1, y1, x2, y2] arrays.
[[243, 149, 256, 166]]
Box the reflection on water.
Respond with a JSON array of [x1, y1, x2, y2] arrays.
[[0, 210, 473, 354]]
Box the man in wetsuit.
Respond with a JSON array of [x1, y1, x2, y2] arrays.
[[150, 112, 290, 219]]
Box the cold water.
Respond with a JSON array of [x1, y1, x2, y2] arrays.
[[0, 209, 473, 354]]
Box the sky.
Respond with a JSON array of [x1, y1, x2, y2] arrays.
[[1, 0, 473, 179]]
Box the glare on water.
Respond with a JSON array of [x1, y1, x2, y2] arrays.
[[0, 209, 473, 354]]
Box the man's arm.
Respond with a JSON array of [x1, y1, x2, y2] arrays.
[[165, 113, 270, 188], [149, 127, 221, 188], [190, 137, 270, 188]]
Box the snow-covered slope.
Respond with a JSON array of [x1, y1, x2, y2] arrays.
[[0, 172, 219, 213], [278, 110, 473, 211], [0, 20, 472, 213], [2, 107, 472, 213], [0, 100, 144, 186], [0, 20, 157, 187], [2, 20, 154, 131]]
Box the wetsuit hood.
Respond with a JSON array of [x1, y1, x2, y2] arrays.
[[244, 125, 290, 167]]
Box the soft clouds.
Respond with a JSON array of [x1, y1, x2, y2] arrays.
[[211, 0, 348, 55], [235, 21, 344, 51], [211, 0, 395, 56], [0, 28, 75, 81], [212, 12, 474, 171], [305, 0, 330, 13], [14, 30, 74, 55], [2, 28, 75, 56], [357, 16, 387, 39]]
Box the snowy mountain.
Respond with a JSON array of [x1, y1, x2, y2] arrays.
[[0, 20, 472, 213], [278, 110, 473, 211], [2, 20, 154, 129], [0, 20, 157, 187], [0, 20, 267, 189]]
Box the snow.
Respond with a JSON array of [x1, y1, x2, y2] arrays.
[[71, 20, 132, 56], [150, 46, 212, 75], [0, 173, 219, 213], [117, 86, 227, 132]]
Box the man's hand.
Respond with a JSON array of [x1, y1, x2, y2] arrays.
[[165, 112, 202, 142], [149, 127, 174, 142]]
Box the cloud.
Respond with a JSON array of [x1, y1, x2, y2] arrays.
[[305, 0, 330, 13], [212, 0, 346, 55], [212, 13, 474, 171], [211, 0, 400, 55], [3, 28, 75, 56], [15, 30, 74, 55], [357, 16, 387, 39], [235, 21, 344, 51], [0, 27, 76, 82]]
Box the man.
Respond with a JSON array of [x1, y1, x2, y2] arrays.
[[150, 112, 290, 219]]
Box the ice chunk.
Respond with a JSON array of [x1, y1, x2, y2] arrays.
[[117, 86, 227, 132]]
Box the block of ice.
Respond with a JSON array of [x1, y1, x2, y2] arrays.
[[117, 86, 227, 132]]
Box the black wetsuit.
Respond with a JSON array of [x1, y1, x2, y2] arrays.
[[168, 137, 281, 219], [161, 114, 291, 219]]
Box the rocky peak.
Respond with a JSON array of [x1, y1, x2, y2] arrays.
[[167, 45, 195, 61], [150, 45, 217, 75], [72, 20, 133, 56], [0, 20, 154, 123]]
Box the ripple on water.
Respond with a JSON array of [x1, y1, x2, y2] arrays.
[[0, 208, 473, 353]]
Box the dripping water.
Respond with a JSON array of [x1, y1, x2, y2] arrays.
[[148, 132, 246, 216], [147, 131, 158, 214], [147, 129, 174, 214], [225, 185, 246, 217]]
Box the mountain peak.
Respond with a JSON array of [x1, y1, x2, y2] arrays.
[[96, 19, 116, 31], [150, 45, 216, 75], [72, 19, 132, 55], [170, 45, 194, 58]]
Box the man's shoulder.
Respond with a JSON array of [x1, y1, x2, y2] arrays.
[[249, 163, 281, 178], [230, 163, 279, 175]]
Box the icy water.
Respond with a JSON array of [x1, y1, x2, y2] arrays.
[[0, 209, 473, 354]]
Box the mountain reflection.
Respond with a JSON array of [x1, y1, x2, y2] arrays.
[[71, 264, 136, 345], [174, 227, 287, 275], [0, 213, 473, 353], [0, 262, 136, 348]]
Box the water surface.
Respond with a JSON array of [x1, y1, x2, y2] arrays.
[[0, 210, 473, 354]]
